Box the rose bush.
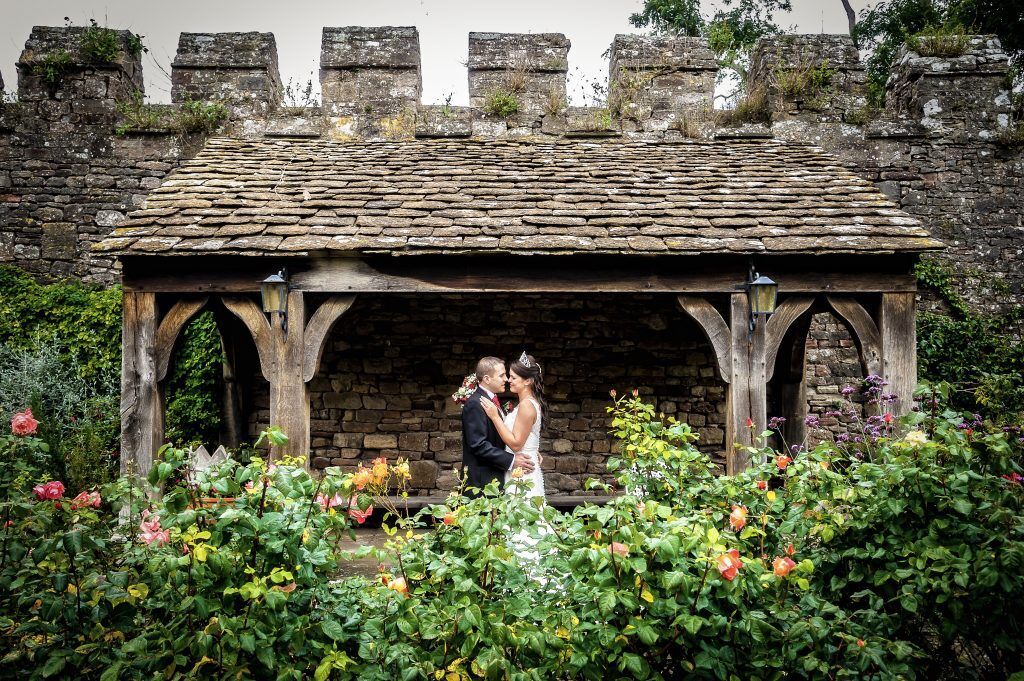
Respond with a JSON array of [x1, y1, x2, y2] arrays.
[[1, 385, 1022, 679]]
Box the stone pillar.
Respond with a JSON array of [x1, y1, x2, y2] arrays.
[[320, 26, 421, 138], [748, 34, 865, 120], [468, 32, 569, 131], [171, 32, 281, 116], [607, 34, 717, 131], [885, 35, 1012, 140], [17, 25, 144, 105]]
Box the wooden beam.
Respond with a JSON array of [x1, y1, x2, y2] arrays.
[[288, 259, 918, 294], [880, 292, 917, 415], [123, 256, 918, 294], [302, 295, 356, 382], [154, 298, 209, 382], [764, 296, 815, 382], [120, 291, 161, 478], [676, 295, 732, 383], [826, 296, 883, 378], [222, 296, 275, 380]]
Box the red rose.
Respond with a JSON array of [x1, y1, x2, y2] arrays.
[[347, 500, 373, 525], [70, 491, 101, 510], [756, 480, 767, 491]]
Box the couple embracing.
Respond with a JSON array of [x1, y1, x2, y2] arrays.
[[460, 353, 547, 500]]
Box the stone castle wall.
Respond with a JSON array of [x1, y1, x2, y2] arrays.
[[1, 25, 1021, 489]]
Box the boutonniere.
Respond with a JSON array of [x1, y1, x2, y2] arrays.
[[504, 401, 514, 412]]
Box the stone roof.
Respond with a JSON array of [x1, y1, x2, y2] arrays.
[[95, 137, 941, 257]]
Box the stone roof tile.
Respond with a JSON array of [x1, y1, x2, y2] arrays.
[[97, 137, 942, 257]]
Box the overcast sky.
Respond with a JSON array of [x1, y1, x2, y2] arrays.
[[2, 0, 871, 105]]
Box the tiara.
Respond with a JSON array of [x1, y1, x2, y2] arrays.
[[518, 351, 532, 368]]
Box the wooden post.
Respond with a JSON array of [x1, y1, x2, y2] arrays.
[[880, 292, 917, 415], [121, 291, 161, 477], [724, 293, 766, 474], [224, 293, 355, 463]]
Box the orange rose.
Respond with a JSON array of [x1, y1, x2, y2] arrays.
[[352, 468, 373, 490], [442, 512, 456, 526], [772, 556, 797, 577], [388, 577, 409, 596], [715, 550, 743, 581], [786, 543, 796, 557], [776, 455, 792, 470], [729, 505, 748, 531]]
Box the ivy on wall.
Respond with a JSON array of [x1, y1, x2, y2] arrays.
[[0, 266, 222, 451], [915, 258, 1024, 418], [164, 311, 224, 447]]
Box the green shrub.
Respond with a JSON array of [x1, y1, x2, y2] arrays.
[[907, 23, 971, 58], [115, 89, 163, 135], [174, 98, 230, 134], [32, 50, 72, 88], [482, 87, 520, 118], [81, 20, 120, 64], [716, 85, 772, 125], [1, 393, 1022, 678]]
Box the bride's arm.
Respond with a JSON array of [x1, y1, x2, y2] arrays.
[[479, 398, 536, 451]]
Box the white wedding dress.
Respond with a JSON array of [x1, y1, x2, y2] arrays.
[[502, 397, 545, 500]]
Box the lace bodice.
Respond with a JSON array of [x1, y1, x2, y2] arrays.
[[503, 398, 544, 499]]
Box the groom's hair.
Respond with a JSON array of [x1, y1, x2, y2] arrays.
[[475, 356, 504, 379]]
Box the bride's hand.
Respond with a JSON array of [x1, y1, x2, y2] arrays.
[[479, 396, 499, 419]]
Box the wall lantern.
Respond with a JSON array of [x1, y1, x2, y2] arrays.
[[747, 271, 778, 332], [261, 269, 289, 327]]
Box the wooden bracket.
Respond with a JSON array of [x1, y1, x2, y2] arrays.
[[676, 295, 732, 383]]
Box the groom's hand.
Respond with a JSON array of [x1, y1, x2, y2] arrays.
[[513, 452, 535, 472]]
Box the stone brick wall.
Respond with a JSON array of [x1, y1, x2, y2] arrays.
[[245, 294, 725, 495]]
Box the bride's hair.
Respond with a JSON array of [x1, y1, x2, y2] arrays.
[[509, 354, 548, 430]]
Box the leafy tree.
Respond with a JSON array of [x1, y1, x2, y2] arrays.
[[629, 0, 793, 86], [854, 0, 1024, 103]]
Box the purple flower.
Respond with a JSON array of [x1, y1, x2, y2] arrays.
[[768, 416, 786, 430], [837, 433, 851, 443], [841, 386, 856, 396], [790, 444, 803, 454], [805, 414, 821, 428]]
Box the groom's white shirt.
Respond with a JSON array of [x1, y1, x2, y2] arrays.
[[480, 387, 515, 471]]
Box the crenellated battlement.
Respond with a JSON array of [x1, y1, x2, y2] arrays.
[[2, 24, 1016, 144]]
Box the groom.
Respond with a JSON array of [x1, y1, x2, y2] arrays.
[[461, 356, 535, 494]]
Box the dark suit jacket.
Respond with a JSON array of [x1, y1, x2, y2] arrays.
[[461, 387, 514, 493]]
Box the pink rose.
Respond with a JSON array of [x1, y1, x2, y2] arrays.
[[316, 492, 345, 511], [347, 497, 373, 525], [11, 408, 39, 437], [32, 480, 65, 501], [139, 509, 169, 547], [71, 491, 101, 510]]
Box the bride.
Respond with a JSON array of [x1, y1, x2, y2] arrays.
[[479, 352, 546, 501]]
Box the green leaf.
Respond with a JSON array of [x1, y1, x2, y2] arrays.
[[321, 619, 347, 641]]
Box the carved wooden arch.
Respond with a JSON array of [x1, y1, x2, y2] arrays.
[[154, 297, 210, 383], [764, 296, 816, 382], [825, 295, 883, 379], [220, 294, 356, 385], [676, 295, 731, 383]]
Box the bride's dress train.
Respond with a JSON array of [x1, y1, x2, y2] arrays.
[[502, 398, 548, 577]]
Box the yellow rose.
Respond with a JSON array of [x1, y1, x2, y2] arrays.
[[903, 430, 928, 446]]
